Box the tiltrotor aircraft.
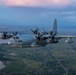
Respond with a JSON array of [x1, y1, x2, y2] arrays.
[[8, 19, 76, 47]]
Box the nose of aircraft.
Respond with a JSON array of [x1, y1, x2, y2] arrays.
[[8, 41, 11, 45], [8, 38, 15, 45]]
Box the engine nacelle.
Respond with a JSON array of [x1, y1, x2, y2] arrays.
[[51, 40, 59, 43], [65, 37, 74, 44]]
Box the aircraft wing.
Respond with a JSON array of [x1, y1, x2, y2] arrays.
[[59, 36, 76, 38]]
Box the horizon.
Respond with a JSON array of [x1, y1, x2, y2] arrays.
[[0, 24, 76, 36]]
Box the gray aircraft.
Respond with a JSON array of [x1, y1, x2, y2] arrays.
[[8, 31, 50, 47], [8, 19, 76, 47]]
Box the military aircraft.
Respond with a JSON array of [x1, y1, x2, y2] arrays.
[[7, 19, 76, 47], [0, 31, 17, 39], [8, 30, 50, 47]]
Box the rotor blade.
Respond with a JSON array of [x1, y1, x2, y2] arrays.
[[12, 31, 18, 36], [2, 31, 7, 39], [15, 31, 18, 35], [30, 29, 34, 32], [36, 27, 39, 31], [30, 27, 39, 34]]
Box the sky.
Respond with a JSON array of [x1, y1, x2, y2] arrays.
[[0, 0, 76, 27]]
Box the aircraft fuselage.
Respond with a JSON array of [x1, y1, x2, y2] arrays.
[[8, 34, 49, 47]]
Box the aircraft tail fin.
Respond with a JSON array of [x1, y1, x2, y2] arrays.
[[51, 19, 57, 35]]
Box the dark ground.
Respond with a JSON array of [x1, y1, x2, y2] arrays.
[[0, 39, 76, 75]]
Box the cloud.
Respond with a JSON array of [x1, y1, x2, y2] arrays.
[[0, 6, 76, 26], [62, 16, 76, 21], [0, 0, 75, 8]]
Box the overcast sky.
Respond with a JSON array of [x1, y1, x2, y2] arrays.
[[0, 0, 76, 27]]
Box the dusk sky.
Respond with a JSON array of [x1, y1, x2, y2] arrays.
[[0, 0, 76, 27]]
